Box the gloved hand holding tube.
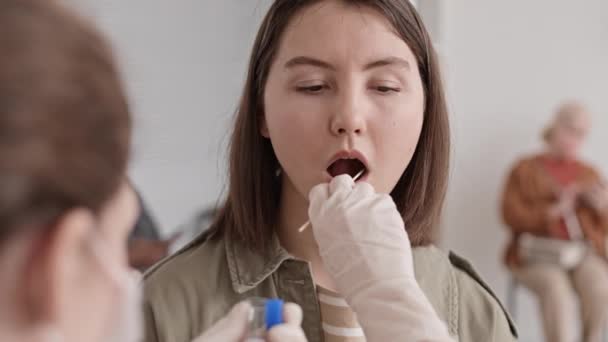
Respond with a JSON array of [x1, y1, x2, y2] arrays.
[[192, 299, 307, 342]]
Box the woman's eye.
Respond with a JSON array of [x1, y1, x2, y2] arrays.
[[296, 84, 326, 94], [374, 85, 400, 93]]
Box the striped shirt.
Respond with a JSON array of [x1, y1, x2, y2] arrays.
[[317, 286, 366, 341]]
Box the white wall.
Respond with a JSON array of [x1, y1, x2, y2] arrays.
[[441, 1, 608, 340], [70, 1, 273, 232]]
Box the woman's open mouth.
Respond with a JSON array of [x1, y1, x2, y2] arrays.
[[326, 151, 369, 180]]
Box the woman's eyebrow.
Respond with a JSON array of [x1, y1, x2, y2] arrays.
[[283, 55, 410, 71], [284, 56, 335, 70], [363, 56, 411, 71]]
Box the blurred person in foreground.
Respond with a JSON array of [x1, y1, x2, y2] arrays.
[[0, 1, 305, 341], [502, 101, 608, 342]]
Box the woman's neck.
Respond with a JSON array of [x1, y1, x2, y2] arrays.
[[0, 304, 50, 342], [277, 176, 319, 261], [277, 176, 338, 290], [0, 325, 39, 342], [0, 236, 57, 342], [545, 144, 574, 162], [0, 323, 61, 342], [547, 151, 563, 160]]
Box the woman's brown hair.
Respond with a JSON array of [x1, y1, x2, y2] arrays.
[[211, 0, 450, 252], [0, 0, 131, 243]]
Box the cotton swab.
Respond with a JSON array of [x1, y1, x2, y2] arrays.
[[298, 169, 365, 233]]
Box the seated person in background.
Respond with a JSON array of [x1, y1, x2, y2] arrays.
[[501, 101, 608, 342], [168, 206, 217, 252], [0, 1, 305, 341], [128, 185, 177, 270]]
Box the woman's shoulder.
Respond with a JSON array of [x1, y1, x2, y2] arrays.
[[143, 230, 235, 314], [144, 231, 226, 287], [448, 252, 518, 341], [413, 246, 518, 341], [142, 232, 237, 342], [575, 158, 603, 181], [510, 154, 544, 174]]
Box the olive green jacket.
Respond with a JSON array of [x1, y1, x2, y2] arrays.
[[143, 232, 517, 342]]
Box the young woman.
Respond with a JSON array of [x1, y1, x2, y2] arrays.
[[0, 1, 303, 341], [144, 1, 517, 341], [502, 102, 608, 342]]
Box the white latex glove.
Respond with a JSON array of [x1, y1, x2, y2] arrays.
[[192, 302, 307, 342], [308, 175, 454, 341]]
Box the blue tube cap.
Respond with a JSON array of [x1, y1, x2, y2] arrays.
[[265, 298, 284, 330]]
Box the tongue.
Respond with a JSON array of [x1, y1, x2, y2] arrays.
[[328, 159, 363, 178]]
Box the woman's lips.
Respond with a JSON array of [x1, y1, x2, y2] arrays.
[[324, 149, 370, 182]]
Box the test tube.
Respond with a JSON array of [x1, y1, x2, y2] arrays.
[[245, 297, 284, 341]]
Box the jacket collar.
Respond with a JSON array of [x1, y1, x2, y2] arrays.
[[225, 234, 293, 293]]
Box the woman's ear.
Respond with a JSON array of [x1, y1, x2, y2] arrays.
[[259, 112, 270, 138], [23, 209, 94, 326]]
